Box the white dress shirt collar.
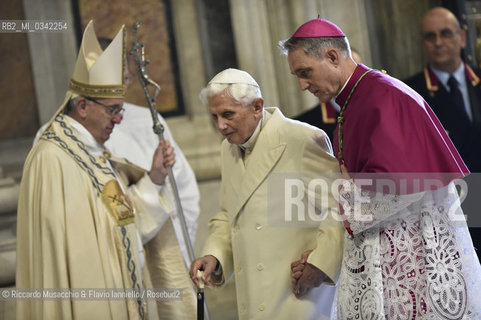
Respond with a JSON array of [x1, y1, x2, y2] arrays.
[[239, 109, 266, 151], [430, 63, 465, 91]]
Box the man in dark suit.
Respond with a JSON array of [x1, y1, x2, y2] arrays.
[[404, 7, 481, 172], [295, 49, 362, 143], [405, 7, 481, 261]]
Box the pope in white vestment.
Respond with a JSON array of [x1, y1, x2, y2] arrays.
[[16, 21, 174, 320]]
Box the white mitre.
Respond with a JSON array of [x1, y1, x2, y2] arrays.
[[45, 20, 126, 126], [69, 20, 125, 98]]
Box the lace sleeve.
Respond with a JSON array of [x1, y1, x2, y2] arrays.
[[339, 179, 425, 235]]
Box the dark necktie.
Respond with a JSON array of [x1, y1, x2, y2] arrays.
[[448, 75, 468, 118]]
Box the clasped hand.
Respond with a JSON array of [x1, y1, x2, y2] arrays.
[[291, 249, 326, 298]]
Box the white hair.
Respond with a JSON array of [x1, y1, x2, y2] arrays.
[[199, 82, 262, 107]]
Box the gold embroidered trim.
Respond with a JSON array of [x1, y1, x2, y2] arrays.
[[69, 78, 125, 98]]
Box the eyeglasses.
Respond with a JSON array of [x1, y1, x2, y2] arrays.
[[423, 28, 460, 42], [85, 97, 125, 116]]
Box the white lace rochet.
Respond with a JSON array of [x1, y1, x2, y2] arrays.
[[333, 180, 481, 319]]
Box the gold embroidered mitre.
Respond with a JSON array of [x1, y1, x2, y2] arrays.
[[69, 20, 126, 98]]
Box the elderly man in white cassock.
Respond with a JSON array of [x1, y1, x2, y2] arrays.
[[189, 68, 345, 320], [16, 21, 174, 320]]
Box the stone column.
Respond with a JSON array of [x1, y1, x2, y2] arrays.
[[168, 0, 223, 180], [0, 177, 19, 286], [229, 0, 372, 117], [365, 0, 439, 79], [22, 0, 78, 125]]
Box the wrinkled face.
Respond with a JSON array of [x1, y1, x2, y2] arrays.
[[82, 97, 124, 144], [287, 46, 340, 103], [422, 9, 465, 72], [208, 91, 262, 145]]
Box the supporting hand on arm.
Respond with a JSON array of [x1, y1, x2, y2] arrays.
[[291, 249, 326, 298]]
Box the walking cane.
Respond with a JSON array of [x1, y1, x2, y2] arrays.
[[130, 22, 211, 320], [196, 270, 205, 320]]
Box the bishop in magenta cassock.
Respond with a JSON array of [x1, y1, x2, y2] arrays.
[[282, 18, 481, 319]]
